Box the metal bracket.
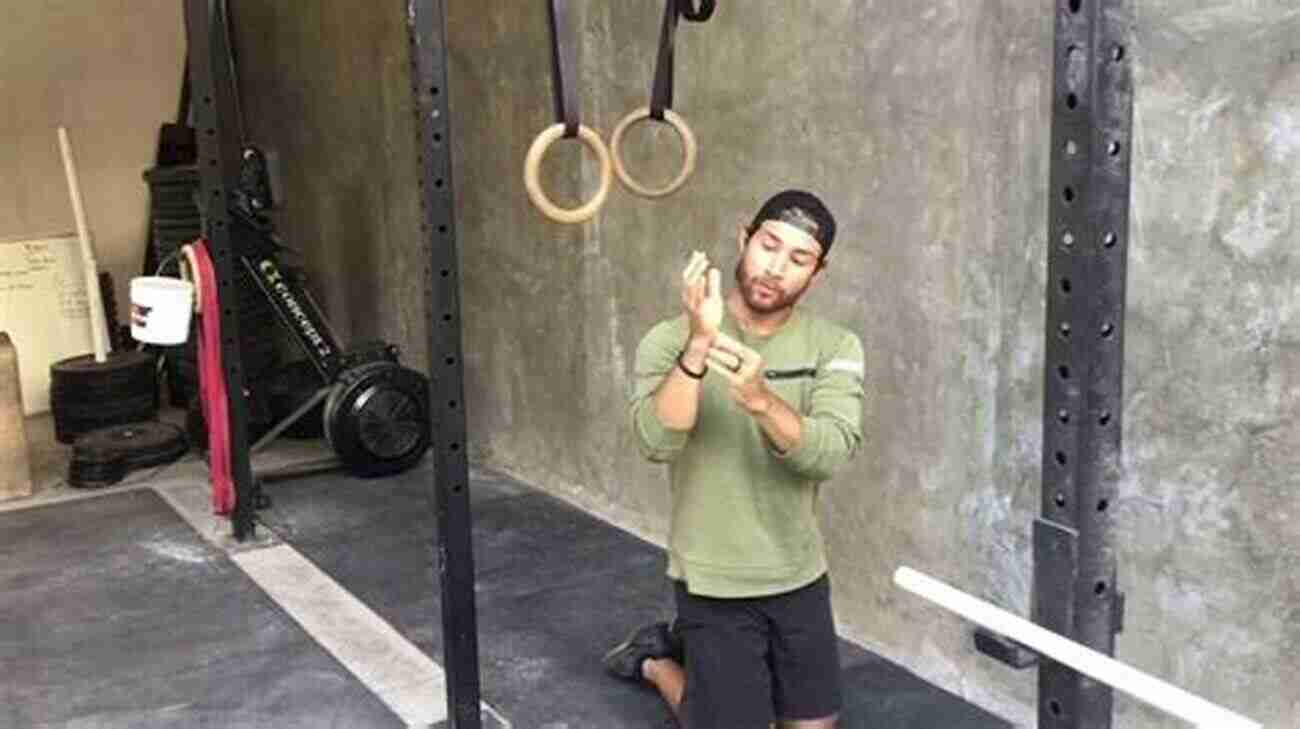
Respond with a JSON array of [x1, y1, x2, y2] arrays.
[[974, 626, 1040, 669]]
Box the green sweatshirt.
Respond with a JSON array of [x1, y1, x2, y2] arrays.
[[629, 307, 866, 598]]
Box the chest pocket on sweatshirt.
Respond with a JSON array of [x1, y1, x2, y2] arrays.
[[764, 366, 816, 414]]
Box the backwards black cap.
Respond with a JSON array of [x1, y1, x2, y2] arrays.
[[748, 189, 837, 259]]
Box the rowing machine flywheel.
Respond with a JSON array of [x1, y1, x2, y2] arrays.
[[324, 361, 430, 477]]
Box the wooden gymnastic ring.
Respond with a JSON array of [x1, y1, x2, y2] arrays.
[[610, 107, 698, 198], [523, 124, 613, 224], [179, 244, 203, 313]]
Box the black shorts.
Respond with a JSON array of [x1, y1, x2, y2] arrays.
[[673, 574, 842, 729]]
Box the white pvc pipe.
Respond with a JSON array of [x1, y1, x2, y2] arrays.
[[57, 126, 111, 362], [893, 567, 1262, 729]]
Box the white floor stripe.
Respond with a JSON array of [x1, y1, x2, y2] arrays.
[[233, 544, 450, 728]]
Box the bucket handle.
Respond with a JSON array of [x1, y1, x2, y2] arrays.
[[180, 244, 203, 314]]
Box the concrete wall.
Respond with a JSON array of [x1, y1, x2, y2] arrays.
[[234, 2, 1298, 727], [1, 1, 186, 334]]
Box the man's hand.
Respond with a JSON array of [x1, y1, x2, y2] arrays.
[[682, 251, 723, 346], [706, 333, 773, 414]]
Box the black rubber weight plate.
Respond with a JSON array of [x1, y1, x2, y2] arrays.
[[74, 422, 189, 470]]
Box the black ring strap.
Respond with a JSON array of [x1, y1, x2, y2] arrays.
[[547, 0, 581, 138], [650, 0, 716, 121]]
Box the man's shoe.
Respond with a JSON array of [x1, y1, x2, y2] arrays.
[[603, 622, 674, 680]]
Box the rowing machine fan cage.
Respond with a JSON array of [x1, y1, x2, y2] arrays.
[[324, 361, 431, 477]]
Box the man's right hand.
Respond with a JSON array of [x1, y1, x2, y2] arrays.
[[681, 251, 723, 347]]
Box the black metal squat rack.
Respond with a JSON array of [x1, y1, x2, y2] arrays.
[[185, 1, 1133, 728], [183, 0, 483, 725]]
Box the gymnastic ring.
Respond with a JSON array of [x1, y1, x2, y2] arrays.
[[179, 243, 203, 314], [523, 123, 614, 224], [610, 107, 698, 199]]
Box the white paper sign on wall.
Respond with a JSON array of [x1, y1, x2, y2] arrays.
[[0, 234, 94, 415]]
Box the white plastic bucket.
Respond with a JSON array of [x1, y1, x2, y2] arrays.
[[130, 276, 194, 345]]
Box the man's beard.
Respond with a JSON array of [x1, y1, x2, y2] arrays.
[[734, 262, 810, 314]]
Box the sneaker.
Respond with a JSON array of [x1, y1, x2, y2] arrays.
[[603, 621, 674, 680]]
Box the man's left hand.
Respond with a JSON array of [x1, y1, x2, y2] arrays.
[[707, 333, 773, 415]]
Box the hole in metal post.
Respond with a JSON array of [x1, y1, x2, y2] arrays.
[[1059, 322, 1072, 339], [1067, 0, 1082, 12], [1058, 365, 1071, 380], [1062, 231, 1075, 247], [1065, 140, 1079, 157], [1099, 411, 1112, 426], [1101, 322, 1115, 339], [1112, 45, 1126, 62], [1055, 451, 1068, 466], [1050, 699, 1064, 716], [1058, 409, 1071, 424], [1094, 581, 1108, 595], [1063, 187, 1076, 204], [1108, 140, 1123, 157], [1066, 93, 1079, 110], [1060, 278, 1072, 294], [1097, 499, 1110, 512], [1054, 493, 1067, 508], [1103, 232, 1118, 248]]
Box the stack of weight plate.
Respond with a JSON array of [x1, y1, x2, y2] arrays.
[[49, 351, 159, 444], [143, 164, 279, 405], [68, 422, 189, 489]]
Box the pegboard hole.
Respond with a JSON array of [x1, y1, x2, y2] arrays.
[[1054, 493, 1067, 508]]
